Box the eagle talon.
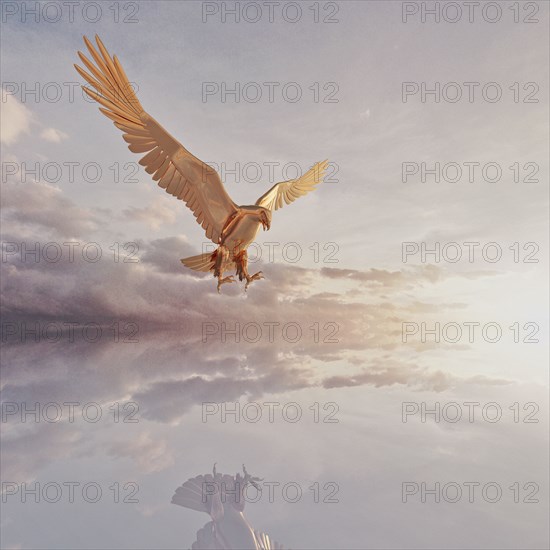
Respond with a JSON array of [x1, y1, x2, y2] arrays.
[[217, 276, 235, 293], [244, 271, 264, 291]]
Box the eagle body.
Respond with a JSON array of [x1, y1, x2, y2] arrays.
[[75, 35, 328, 292], [223, 206, 268, 251]]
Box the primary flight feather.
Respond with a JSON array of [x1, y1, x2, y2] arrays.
[[75, 35, 328, 292]]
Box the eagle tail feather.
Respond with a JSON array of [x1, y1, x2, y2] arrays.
[[180, 253, 216, 273]]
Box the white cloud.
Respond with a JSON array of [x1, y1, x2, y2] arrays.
[[122, 196, 178, 230], [40, 127, 68, 143], [108, 432, 175, 474], [0, 89, 32, 145]]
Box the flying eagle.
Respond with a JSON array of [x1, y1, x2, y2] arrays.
[[75, 35, 328, 292]]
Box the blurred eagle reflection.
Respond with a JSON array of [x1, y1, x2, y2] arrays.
[[172, 465, 285, 549]]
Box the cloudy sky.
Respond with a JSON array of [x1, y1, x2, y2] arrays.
[[1, 1, 549, 549]]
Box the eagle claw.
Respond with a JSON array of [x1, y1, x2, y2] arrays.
[[217, 276, 236, 293], [245, 272, 264, 291]]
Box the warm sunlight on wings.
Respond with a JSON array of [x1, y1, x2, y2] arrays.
[[255, 159, 329, 212], [75, 35, 237, 243]]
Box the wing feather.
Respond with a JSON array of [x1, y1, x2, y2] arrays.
[[128, 141, 157, 154], [145, 153, 166, 174], [256, 159, 329, 211], [75, 35, 237, 243], [115, 122, 150, 136], [140, 147, 162, 166], [99, 107, 138, 126], [159, 164, 177, 189]]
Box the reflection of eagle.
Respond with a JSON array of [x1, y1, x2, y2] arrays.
[[171, 464, 285, 549], [75, 36, 328, 292]]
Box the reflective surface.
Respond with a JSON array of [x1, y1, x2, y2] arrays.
[[1, 1, 549, 549]]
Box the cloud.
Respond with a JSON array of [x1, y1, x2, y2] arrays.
[[139, 235, 196, 274], [0, 181, 516, 459], [0, 423, 85, 482], [122, 196, 178, 230], [40, 127, 68, 143], [1, 92, 67, 146], [108, 432, 175, 474], [322, 363, 512, 392], [1, 178, 99, 238], [0, 180, 490, 338], [0, 90, 32, 145]]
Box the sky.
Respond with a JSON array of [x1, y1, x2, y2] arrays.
[[0, 1, 549, 549]]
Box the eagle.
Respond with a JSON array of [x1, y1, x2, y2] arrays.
[[75, 35, 329, 292], [171, 464, 285, 549]]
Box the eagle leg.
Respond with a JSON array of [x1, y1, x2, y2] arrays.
[[234, 250, 264, 291], [245, 271, 264, 291], [217, 276, 235, 294], [214, 246, 236, 293]]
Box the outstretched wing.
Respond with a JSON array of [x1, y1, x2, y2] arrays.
[[75, 35, 237, 243], [171, 474, 214, 515], [255, 160, 329, 211]]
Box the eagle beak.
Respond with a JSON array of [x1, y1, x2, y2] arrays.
[[262, 219, 270, 231]]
